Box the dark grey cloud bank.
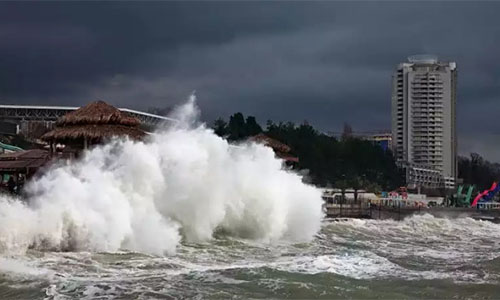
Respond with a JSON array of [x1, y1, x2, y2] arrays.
[[0, 2, 499, 161]]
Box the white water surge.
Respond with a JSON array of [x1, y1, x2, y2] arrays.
[[0, 96, 323, 255]]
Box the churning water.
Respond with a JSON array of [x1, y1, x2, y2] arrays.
[[1, 98, 499, 299], [1, 216, 500, 299]]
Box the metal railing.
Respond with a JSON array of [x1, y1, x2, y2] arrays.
[[0, 104, 176, 127]]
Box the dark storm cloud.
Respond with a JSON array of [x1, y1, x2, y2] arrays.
[[0, 2, 330, 98], [0, 2, 499, 160]]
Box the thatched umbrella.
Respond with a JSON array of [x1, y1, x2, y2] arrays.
[[250, 133, 298, 163], [42, 101, 145, 150], [250, 133, 291, 153]]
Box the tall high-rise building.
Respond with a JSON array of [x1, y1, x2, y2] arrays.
[[391, 55, 457, 189]]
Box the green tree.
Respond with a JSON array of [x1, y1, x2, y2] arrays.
[[265, 119, 402, 190], [228, 112, 247, 141], [213, 118, 228, 137], [245, 116, 262, 136], [216, 113, 404, 190], [458, 153, 500, 190]]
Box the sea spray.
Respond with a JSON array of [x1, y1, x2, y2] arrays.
[[0, 96, 323, 255]]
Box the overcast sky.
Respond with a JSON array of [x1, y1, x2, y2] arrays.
[[0, 2, 499, 161]]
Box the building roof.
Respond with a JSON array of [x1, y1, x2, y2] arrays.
[[56, 100, 140, 126], [41, 101, 145, 142], [0, 141, 23, 152], [250, 133, 291, 153], [275, 152, 299, 163], [408, 54, 438, 64], [0, 149, 50, 172], [42, 124, 145, 141], [250, 133, 298, 163], [0, 149, 47, 160]]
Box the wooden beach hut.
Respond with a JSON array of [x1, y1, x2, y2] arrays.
[[41, 101, 145, 155]]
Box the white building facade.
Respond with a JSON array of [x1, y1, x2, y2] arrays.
[[391, 55, 457, 189]]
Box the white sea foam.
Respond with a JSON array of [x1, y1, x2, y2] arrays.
[[271, 249, 492, 282], [0, 257, 52, 279], [0, 95, 323, 257], [317, 214, 500, 282], [333, 214, 500, 261]]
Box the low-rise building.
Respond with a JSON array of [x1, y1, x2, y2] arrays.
[[397, 161, 457, 189], [365, 132, 392, 151]]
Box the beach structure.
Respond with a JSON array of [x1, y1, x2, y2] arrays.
[[0, 149, 50, 193], [250, 133, 299, 164], [41, 101, 145, 156], [322, 188, 379, 203], [0, 149, 49, 176]]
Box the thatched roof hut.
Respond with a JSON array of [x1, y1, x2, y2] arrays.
[[250, 133, 291, 153], [42, 101, 145, 150], [250, 133, 299, 163], [55, 101, 140, 127]]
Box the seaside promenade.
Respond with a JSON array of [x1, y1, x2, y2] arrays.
[[324, 201, 500, 222]]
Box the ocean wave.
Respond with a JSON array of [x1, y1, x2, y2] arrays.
[[0, 96, 323, 256]]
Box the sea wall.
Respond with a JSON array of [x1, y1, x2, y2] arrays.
[[326, 204, 500, 222]]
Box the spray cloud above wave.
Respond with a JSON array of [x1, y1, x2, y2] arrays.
[[0, 96, 323, 255]]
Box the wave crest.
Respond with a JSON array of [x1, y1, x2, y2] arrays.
[[0, 97, 323, 255]]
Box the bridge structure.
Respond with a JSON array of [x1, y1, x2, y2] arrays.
[[0, 104, 176, 133]]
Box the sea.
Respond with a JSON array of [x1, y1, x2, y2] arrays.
[[1, 215, 499, 299], [1, 99, 499, 299]]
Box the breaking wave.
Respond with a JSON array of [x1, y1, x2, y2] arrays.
[[0, 96, 323, 255]]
